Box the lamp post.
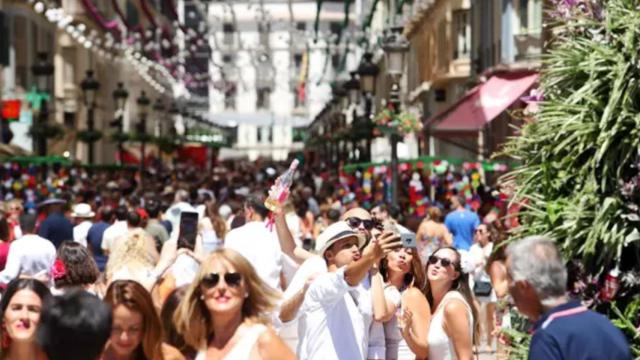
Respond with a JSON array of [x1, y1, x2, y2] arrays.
[[80, 70, 100, 165], [153, 98, 165, 137], [112, 82, 129, 165], [382, 26, 410, 207], [344, 71, 361, 161], [31, 52, 54, 156], [136, 91, 150, 182], [357, 52, 379, 162]]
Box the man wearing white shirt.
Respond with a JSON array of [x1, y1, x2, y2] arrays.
[[71, 203, 95, 247], [101, 205, 129, 255], [224, 194, 284, 291], [0, 214, 56, 285], [296, 221, 401, 360]]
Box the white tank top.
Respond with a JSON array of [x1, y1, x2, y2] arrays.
[[427, 291, 473, 360], [195, 324, 268, 360]]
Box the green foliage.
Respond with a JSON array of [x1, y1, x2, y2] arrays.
[[611, 298, 640, 358], [28, 122, 64, 140], [501, 0, 640, 354], [76, 130, 103, 144]]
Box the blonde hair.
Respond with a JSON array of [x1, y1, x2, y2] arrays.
[[105, 229, 156, 281], [173, 249, 280, 349]]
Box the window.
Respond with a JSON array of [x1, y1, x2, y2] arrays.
[[223, 22, 235, 46], [256, 88, 270, 110], [258, 23, 270, 47], [296, 22, 306, 31], [293, 53, 303, 69], [519, 0, 529, 29], [331, 53, 341, 70], [437, 20, 447, 69], [224, 83, 236, 110], [452, 10, 471, 59], [518, 0, 542, 33]]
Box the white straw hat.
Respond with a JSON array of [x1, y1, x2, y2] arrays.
[[71, 203, 95, 218], [315, 221, 366, 255]]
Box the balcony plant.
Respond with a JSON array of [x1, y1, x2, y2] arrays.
[[373, 105, 422, 136]]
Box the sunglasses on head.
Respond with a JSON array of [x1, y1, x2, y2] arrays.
[[346, 217, 375, 230], [427, 255, 459, 270], [201, 272, 243, 289]]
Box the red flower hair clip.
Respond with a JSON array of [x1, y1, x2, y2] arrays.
[[51, 259, 66, 280]]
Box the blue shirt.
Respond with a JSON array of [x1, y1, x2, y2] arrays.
[[86, 221, 109, 272], [444, 209, 480, 250], [529, 301, 631, 360], [38, 212, 74, 249]]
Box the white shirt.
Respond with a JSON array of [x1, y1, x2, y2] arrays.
[[469, 242, 493, 282], [383, 286, 414, 360], [428, 291, 474, 360], [224, 221, 284, 291], [73, 220, 93, 247], [297, 267, 368, 360], [101, 220, 128, 253], [0, 234, 56, 284], [279, 256, 327, 351]]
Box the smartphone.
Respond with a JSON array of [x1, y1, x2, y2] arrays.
[[401, 233, 417, 248], [177, 211, 199, 250]]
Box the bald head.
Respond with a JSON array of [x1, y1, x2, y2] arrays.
[[341, 207, 371, 221]]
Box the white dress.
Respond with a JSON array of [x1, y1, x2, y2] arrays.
[[195, 323, 268, 360], [427, 291, 474, 360]]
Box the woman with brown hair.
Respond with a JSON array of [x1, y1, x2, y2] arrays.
[[401, 247, 478, 360], [371, 245, 430, 359], [52, 241, 100, 294], [102, 280, 183, 360], [416, 207, 453, 264], [200, 201, 227, 253], [174, 248, 294, 359], [0, 278, 51, 360], [0, 212, 11, 271]]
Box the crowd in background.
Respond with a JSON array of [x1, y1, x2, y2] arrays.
[[0, 159, 630, 360]]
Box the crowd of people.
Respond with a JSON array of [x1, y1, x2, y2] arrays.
[[0, 159, 632, 359]]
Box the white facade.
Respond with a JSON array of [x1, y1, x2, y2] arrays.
[[206, 1, 359, 161]]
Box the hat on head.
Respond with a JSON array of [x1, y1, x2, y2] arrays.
[[71, 203, 95, 218], [315, 221, 366, 256], [37, 197, 66, 208]]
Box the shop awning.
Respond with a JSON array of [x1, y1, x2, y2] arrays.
[[428, 71, 539, 133]]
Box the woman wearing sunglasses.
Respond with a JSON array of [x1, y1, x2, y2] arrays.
[[400, 247, 477, 360], [371, 243, 430, 359], [102, 280, 184, 360], [174, 249, 294, 360]]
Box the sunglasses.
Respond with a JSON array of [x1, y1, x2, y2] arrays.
[[201, 272, 242, 289], [427, 255, 459, 270], [474, 228, 487, 234], [346, 217, 375, 230]]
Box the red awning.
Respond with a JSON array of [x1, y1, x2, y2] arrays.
[[429, 71, 539, 133]]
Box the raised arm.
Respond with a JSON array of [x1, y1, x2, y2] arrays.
[[345, 231, 401, 286], [274, 210, 313, 264], [371, 267, 397, 322]]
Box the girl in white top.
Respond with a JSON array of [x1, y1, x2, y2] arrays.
[[469, 223, 498, 350], [174, 249, 295, 360], [371, 246, 431, 360], [401, 247, 477, 360]]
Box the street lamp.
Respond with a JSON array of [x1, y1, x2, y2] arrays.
[[112, 82, 129, 165], [382, 26, 410, 207], [153, 98, 165, 137], [31, 52, 54, 156], [344, 71, 361, 106], [80, 70, 100, 165], [357, 52, 380, 162], [136, 91, 150, 182]]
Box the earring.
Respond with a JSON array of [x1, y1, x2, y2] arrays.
[[244, 293, 249, 299], [199, 295, 204, 300]]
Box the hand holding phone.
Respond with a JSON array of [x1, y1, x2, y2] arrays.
[[177, 211, 199, 251]]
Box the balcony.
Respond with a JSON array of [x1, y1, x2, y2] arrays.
[[514, 31, 542, 62]]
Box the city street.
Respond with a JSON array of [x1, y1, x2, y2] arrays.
[[0, 0, 637, 359]]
